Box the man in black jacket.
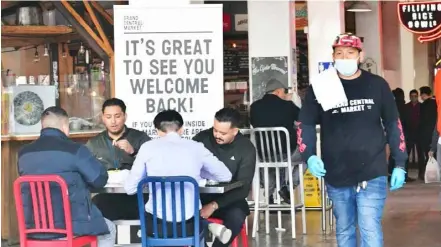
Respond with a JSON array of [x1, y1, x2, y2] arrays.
[[250, 79, 303, 203], [298, 33, 407, 247], [418, 86, 437, 179], [88, 98, 151, 220], [18, 107, 115, 246], [193, 108, 256, 247]]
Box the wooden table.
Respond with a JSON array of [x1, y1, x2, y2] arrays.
[[93, 181, 243, 194]]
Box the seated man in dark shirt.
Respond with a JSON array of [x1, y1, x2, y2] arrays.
[[87, 98, 151, 220], [250, 79, 304, 203], [193, 108, 256, 247]]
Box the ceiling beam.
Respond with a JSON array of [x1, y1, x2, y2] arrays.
[[52, 1, 109, 60], [83, 1, 113, 54], [90, 1, 113, 25]]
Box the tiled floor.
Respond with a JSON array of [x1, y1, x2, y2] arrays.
[[4, 179, 441, 247], [247, 179, 441, 247]]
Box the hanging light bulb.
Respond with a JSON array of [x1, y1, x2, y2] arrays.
[[85, 49, 90, 64], [43, 44, 49, 57], [33, 47, 40, 63], [62, 43, 67, 58], [79, 42, 85, 54]]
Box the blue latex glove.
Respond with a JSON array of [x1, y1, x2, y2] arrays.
[[307, 155, 326, 178], [390, 168, 406, 191]]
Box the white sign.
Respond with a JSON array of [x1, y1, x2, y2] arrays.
[[114, 5, 224, 139], [234, 14, 248, 32]]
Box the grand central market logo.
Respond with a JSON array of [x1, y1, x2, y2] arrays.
[[398, 1, 441, 42]]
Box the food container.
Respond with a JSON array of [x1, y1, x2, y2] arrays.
[[16, 6, 43, 26]]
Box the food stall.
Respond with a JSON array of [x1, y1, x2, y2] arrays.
[[1, 1, 119, 244]]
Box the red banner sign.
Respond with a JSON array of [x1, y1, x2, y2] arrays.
[[397, 1, 441, 42], [223, 13, 231, 32]]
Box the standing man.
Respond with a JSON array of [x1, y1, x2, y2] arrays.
[[297, 33, 407, 247], [193, 108, 256, 247], [124, 110, 233, 244], [418, 86, 437, 179], [404, 89, 421, 180], [390, 88, 414, 181], [87, 98, 151, 220], [18, 106, 115, 246], [250, 79, 303, 203]]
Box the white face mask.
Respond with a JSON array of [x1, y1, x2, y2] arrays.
[[334, 59, 359, 77]]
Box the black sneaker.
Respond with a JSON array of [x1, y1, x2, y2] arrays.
[[278, 186, 291, 204], [269, 195, 274, 204]]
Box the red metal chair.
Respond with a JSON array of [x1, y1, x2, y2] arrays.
[[14, 175, 98, 247], [207, 218, 248, 247]]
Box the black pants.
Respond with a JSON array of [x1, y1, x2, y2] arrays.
[[144, 212, 205, 238], [92, 193, 149, 220], [420, 142, 431, 178], [200, 196, 247, 247], [405, 140, 424, 177]]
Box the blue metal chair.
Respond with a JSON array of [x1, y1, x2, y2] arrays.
[[137, 176, 204, 247]]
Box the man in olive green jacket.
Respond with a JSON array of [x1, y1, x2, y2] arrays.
[[87, 98, 151, 220]]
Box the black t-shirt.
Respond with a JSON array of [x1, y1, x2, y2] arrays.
[[250, 94, 300, 158], [298, 70, 408, 187], [193, 128, 256, 214]]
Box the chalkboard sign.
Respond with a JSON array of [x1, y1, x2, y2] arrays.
[[224, 45, 249, 75], [251, 56, 288, 102]]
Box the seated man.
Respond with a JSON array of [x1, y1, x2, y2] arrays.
[[250, 79, 304, 203], [87, 98, 151, 220], [124, 110, 233, 243], [18, 106, 115, 246], [193, 108, 257, 247]]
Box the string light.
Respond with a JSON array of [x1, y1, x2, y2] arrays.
[[33, 47, 40, 63], [43, 44, 49, 57], [62, 43, 67, 58], [85, 49, 90, 64], [79, 42, 85, 54]]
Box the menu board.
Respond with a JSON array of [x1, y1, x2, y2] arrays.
[[224, 44, 249, 75]]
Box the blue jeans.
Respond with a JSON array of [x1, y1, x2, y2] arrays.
[[326, 176, 387, 247]]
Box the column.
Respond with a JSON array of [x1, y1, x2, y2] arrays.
[[247, 1, 295, 102], [307, 1, 345, 79], [306, 1, 345, 212], [400, 25, 415, 98], [414, 40, 430, 90], [355, 1, 383, 76], [247, 0, 298, 213], [382, 1, 401, 90]]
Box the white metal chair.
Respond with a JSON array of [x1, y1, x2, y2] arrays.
[[249, 127, 306, 239]]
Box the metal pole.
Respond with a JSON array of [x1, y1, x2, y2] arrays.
[[321, 177, 326, 233]]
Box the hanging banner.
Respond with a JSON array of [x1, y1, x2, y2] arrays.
[[397, 1, 441, 42], [114, 5, 224, 139]]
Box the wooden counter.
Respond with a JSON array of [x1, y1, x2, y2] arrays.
[[1, 131, 101, 244]]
